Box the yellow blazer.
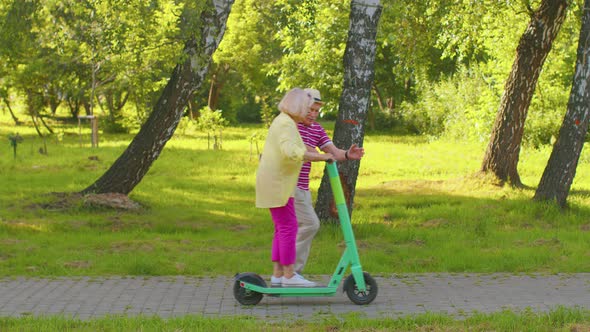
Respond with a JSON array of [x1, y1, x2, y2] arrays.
[[256, 112, 305, 208]]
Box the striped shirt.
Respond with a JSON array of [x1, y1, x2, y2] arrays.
[[296, 122, 332, 191]]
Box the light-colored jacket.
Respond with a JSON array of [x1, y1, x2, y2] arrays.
[[256, 112, 305, 208]]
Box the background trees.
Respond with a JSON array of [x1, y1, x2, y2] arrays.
[[82, 0, 234, 195], [2, 0, 583, 140], [480, 0, 569, 187], [211, 0, 283, 123], [0, 0, 182, 133]]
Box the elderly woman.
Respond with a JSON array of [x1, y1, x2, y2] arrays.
[[256, 88, 333, 287]]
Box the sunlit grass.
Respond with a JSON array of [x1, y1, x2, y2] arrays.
[[0, 307, 589, 331], [2, 113, 590, 277]]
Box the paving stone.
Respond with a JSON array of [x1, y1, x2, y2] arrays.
[[0, 274, 589, 320]]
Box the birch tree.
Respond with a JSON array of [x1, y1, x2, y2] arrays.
[[534, 0, 590, 207], [480, 0, 568, 187], [315, 0, 382, 222]]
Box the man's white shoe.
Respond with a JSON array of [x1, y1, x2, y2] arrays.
[[270, 275, 282, 286], [281, 274, 317, 287]]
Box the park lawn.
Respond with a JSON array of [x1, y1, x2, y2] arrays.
[[0, 307, 589, 331], [1, 117, 590, 277]]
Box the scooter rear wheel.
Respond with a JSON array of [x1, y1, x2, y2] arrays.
[[344, 272, 378, 305], [233, 273, 266, 305]]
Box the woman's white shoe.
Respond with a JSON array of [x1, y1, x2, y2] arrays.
[[281, 274, 317, 287], [270, 275, 282, 286]]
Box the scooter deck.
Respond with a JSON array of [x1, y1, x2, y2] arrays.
[[243, 281, 338, 296]]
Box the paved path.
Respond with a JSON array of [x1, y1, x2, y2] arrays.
[[0, 274, 589, 320]]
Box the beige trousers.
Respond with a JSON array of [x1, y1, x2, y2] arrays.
[[294, 188, 320, 274]]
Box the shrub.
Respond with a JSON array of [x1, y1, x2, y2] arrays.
[[395, 63, 572, 147], [196, 107, 228, 150]]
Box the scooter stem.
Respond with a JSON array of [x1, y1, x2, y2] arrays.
[[325, 161, 367, 290]]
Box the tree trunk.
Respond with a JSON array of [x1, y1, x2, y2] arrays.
[[315, 0, 382, 222], [208, 73, 220, 110], [3, 99, 20, 125], [187, 99, 200, 120], [30, 114, 43, 137], [103, 88, 130, 123], [370, 83, 386, 130], [480, 0, 568, 187], [82, 97, 92, 116], [534, 1, 590, 207], [26, 90, 46, 137], [82, 0, 234, 195], [207, 63, 229, 110], [372, 83, 385, 114], [38, 115, 54, 134], [46, 85, 62, 116], [67, 96, 81, 119]]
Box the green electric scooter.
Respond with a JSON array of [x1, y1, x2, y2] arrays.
[[233, 161, 378, 305]]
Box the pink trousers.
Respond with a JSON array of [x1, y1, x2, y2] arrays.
[[269, 197, 298, 265]]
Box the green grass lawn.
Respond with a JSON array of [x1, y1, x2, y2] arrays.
[[1, 117, 590, 278], [0, 307, 589, 331]]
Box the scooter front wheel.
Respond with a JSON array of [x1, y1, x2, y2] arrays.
[[343, 272, 378, 305], [233, 273, 266, 305]]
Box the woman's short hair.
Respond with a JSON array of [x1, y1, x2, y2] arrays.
[[278, 88, 313, 120]]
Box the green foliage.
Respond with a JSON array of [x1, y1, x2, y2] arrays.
[[525, 98, 564, 148], [397, 67, 498, 141], [0, 0, 587, 147], [0, 0, 188, 132], [100, 114, 131, 134], [177, 106, 231, 145], [369, 0, 583, 145], [248, 129, 265, 159], [176, 116, 197, 136], [211, 0, 283, 123], [233, 97, 262, 123], [270, 0, 348, 115], [375, 1, 458, 110], [195, 106, 228, 150], [386, 0, 583, 145], [195, 107, 228, 133], [256, 95, 278, 128]]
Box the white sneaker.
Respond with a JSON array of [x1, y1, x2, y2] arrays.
[[270, 275, 282, 286], [281, 274, 317, 287]]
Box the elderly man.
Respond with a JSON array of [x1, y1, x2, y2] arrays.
[[294, 88, 364, 275]]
